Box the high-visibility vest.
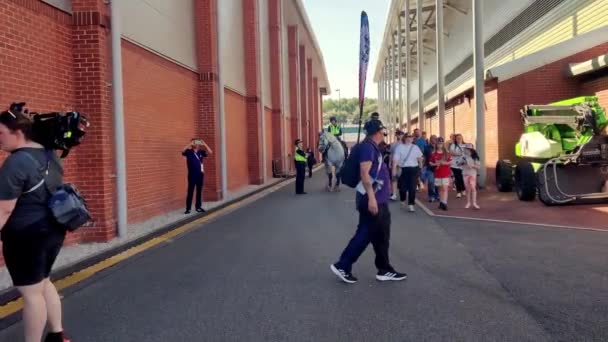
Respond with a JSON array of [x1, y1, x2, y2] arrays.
[[328, 124, 340, 136], [294, 148, 307, 162]]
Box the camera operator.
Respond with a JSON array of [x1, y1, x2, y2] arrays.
[[0, 109, 70, 342]]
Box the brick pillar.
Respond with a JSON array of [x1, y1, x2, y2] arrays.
[[268, 0, 283, 171], [307, 59, 313, 148], [72, 0, 116, 242], [313, 77, 319, 150], [299, 45, 307, 146], [288, 26, 299, 149], [194, 0, 222, 200], [243, 0, 263, 185]]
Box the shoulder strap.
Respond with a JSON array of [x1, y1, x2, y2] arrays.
[[369, 141, 383, 177], [403, 145, 414, 164], [18, 150, 52, 194]]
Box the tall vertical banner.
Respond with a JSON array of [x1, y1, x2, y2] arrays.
[[357, 11, 370, 143]]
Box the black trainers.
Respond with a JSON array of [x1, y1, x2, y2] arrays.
[[185, 210, 191, 214], [196, 208, 206, 213], [376, 271, 407, 282], [330, 264, 358, 284]]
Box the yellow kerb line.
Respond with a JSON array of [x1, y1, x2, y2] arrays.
[[0, 182, 288, 319]]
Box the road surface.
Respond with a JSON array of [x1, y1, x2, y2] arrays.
[[0, 174, 606, 341]]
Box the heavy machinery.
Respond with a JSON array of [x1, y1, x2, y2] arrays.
[[495, 96, 608, 205]]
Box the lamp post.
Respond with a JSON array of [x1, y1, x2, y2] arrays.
[[336, 88, 341, 114], [336, 88, 341, 128]]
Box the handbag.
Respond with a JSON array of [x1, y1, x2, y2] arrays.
[[22, 150, 91, 231]]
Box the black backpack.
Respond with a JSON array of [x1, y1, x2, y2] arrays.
[[340, 140, 380, 188]]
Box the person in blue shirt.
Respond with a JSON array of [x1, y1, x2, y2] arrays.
[[330, 119, 407, 284], [182, 139, 212, 214]]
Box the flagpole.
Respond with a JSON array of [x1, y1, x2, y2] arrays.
[[357, 11, 370, 143]]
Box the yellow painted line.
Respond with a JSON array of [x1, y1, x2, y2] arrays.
[[0, 180, 291, 319]]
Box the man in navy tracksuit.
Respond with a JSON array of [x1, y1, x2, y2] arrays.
[[182, 139, 213, 214]]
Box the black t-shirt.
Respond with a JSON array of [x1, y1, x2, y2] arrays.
[[182, 149, 208, 176], [0, 148, 63, 236]]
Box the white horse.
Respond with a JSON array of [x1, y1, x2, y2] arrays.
[[318, 131, 346, 192]]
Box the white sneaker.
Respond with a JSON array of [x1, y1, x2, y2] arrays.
[[390, 194, 398, 201], [408, 205, 415, 212], [456, 193, 462, 198]]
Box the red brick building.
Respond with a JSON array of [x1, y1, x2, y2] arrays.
[[0, 0, 330, 259]]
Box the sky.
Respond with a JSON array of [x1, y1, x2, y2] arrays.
[[303, 0, 390, 100]]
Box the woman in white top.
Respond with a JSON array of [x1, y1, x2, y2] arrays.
[[449, 134, 467, 198], [462, 144, 481, 209], [392, 133, 423, 212]]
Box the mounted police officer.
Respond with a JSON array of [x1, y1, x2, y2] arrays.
[[326, 117, 348, 161]]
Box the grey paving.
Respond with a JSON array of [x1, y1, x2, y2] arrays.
[[435, 218, 608, 342], [0, 174, 602, 341]]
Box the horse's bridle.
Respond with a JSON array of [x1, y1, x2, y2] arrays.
[[320, 137, 333, 155]]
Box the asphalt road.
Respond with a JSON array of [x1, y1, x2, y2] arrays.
[[0, 174, 606, 341]]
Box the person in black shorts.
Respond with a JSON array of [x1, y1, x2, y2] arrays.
[[0, 108, 70, 342]]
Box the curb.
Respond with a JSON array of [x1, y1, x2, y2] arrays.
[[415, 199, 607, 233], [0, 172, 302, 309]]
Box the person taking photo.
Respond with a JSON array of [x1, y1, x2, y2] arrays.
[[182, 139, 212, 214]]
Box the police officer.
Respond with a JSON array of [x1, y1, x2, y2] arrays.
[[327, 116, 343, 138], [294, 139, 307, 195]]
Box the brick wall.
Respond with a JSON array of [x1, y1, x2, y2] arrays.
[[288, 26, 299, 143], [306, 59, 313, 148], [243, 0, 263, 185], [122, 41, 199, 223], [194, 0, 222, 201], [71, 0, 116, 243], [581, 75, 608, 109], [284, 116, 294, 174], [268, 0, 283, 172], [265, 107, 274, 179], [299, 45, 307, 146], [225, 89, 249, 190], [312, 77, 319, 151]]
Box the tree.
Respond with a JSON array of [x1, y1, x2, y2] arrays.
[[322, 97, 378, 125]]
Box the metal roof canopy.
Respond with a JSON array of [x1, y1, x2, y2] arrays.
[[374, 0, 469, 82]]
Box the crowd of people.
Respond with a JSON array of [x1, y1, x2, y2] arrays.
[[381, 129, 481, 211]]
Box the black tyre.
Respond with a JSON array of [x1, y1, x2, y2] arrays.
[[515, 161, 536, 201], [496, 160, 513, 192]]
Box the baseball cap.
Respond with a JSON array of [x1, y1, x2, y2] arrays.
[[364, 119, 386, 135], [395, 129, 404, 136], [294, 139, 302, 145]]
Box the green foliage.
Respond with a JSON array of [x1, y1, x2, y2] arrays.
[[322, 98, 378, 125]]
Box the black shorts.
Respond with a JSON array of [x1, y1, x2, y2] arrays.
[[2, 221, 65, 287]]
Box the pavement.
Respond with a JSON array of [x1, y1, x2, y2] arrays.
[[0, 174, 606, 341], [418, 186, 608, 230]]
